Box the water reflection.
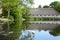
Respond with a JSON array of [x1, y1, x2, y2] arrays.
[[19, 30, 60, 40], [50, 26, 60, 36], [0, 20, 30, 40], [28, 24, 59, 30], [19, 30, 35, 40], [0, 20, 60, 40], [19, 23, 60, 40], [0, 21, 22, 40]]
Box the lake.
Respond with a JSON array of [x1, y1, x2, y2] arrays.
[[0, 22, 60, 40], [19, 23, 60, 40]]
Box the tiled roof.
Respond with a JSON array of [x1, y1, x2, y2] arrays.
[[30, 8, 60, 15]]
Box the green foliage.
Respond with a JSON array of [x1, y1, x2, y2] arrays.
[[22, 7, 31, 20], [2, 0, 33, 40], [38, 5, 41, 8], [2, 0, 33, 27], [0, 20, 4, 23], [2, 8, 8, 17], [54, 2, 60, 12], [50, 26, 60, 36], [49, 1, 58, 8], [49, 1, 60, 12], [38, 1, 60, 12], [0, 1, 2, 7], [2, 0, 21, 8], [43, 5, 49, 8]]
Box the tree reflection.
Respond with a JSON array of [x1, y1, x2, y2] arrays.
[[22, 20, 31, 30], [49, 25, 60, 36], [0, 20, 30, 40], [19, 30, 35, 40]]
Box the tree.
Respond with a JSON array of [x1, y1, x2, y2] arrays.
[[38, 5, 41, 8], [43, 5, 49, 8], [2, 0, 33, 30], [2, 0, 33, 29], [2, 0, 33, 40], [49, 1, 58, 8], [2, 0, 33, 18], [49, 1, 60, 12], [54, 2, 60, 12], [2, 0, 22, 30], [2, 0, 22, 18], [49, 26, 60, 36], [0, 1, 2, 7]]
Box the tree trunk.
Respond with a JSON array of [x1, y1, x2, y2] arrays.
[[7, 8, 10, 31]]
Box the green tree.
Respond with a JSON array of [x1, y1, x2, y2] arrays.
[[2, 0, 33, 24], [2, 0, 22, 18], [0, 1, 2, 7], [49, 1, 58, 8], [43, 5, 49, 8], [54, 2, 60, 12], [49, 26, 60, 36], [38, 5, 41, 8], [2, 0, 33, 40], [49, 1, 60, 12]]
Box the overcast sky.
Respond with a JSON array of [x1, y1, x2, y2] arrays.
[[32, 0, 60, 8]]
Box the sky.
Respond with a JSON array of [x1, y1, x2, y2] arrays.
[[32, 0, 60, 8]]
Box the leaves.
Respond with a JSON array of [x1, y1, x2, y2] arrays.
[[2, 0, 21, 8], [43, 5, 49, 8], [2, 0, 33, 27], [49, 1, 58, 8], [54, 2, 60, 12]]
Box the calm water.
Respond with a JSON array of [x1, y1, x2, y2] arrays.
[[0, 22, 60, 40], [19, 30, 60, 40], [19, 24, 60, 40]]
